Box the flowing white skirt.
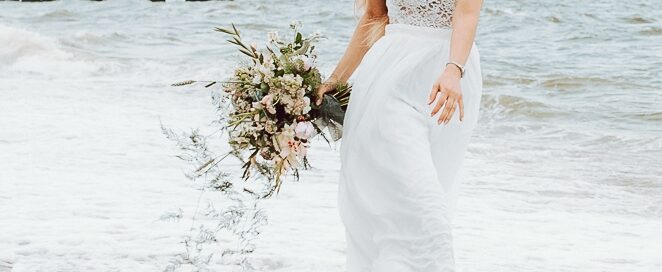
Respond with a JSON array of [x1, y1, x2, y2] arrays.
[[338, 23, 483, 272]]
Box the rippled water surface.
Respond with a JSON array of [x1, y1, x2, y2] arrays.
[[1, 0, 660, 271]]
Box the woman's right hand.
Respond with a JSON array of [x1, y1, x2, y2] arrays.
[[314, 79, 339, 106]]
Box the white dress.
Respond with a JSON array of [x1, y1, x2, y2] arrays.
[[337, 0, 483, 271]]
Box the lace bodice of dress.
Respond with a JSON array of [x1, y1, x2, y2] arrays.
[[386, 0, 456, 29]]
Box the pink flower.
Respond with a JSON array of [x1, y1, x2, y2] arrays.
[[295, 121, 315, 139], [275, 131, 301, 167], [260, 94, 276, 114], [298, 142, 308, 157]]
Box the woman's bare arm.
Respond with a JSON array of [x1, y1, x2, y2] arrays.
[[315, 0, 387, 105], [428, 0, 483, 125], [448, 0, 483, 70]]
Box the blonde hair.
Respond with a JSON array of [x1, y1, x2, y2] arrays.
[[355, 0, 389, 46]]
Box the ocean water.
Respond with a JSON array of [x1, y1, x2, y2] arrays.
[[1, 0, 660, 271]]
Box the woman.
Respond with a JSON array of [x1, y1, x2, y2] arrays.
[[316, 0, 483, 271]]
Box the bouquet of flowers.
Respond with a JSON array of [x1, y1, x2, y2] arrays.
[[174, 22, 350, 197]]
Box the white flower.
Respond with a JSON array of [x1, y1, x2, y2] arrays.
[[281, 74, 303, 91], [291, 55, 314, 71], [262, 53, 274, 68], [264, 120, 277, 134], [256, 63, 273, 77], [267, 31, 280, 42], [295, 121, 315, 139], [302, 56, 314, 70], [290, 20, 302, 29], [302, 96, 311, 114], [280, 95, 295, 113]]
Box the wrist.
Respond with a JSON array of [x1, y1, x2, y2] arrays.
[[325, 74, 341, 85], [443, 65, 462, 78], [445, 61, 465, 78]]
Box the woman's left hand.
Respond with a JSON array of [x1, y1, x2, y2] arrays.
[[428, 66, 464, 125]]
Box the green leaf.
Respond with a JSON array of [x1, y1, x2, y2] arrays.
[[227, 38, 241, 46], [266, 46, 276, 55], [231, 37, 250, 51], [239, 48, 256, 58], [295, 32, 302, 45], [214, 27, 235, 35], [232, 23, 240, 37]]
